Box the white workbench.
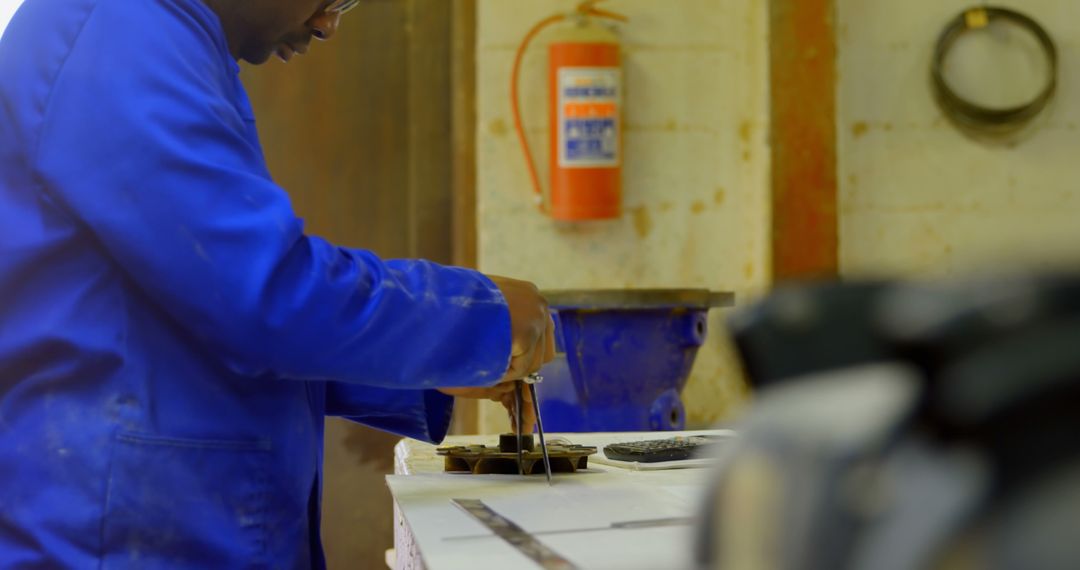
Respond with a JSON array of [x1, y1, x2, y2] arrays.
[[388, 431, 732, 570]]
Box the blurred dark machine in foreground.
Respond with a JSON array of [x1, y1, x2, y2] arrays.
[[699, 273, 1080, 570]]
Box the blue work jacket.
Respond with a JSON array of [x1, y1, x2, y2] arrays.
[[0, 0, 511, 567]]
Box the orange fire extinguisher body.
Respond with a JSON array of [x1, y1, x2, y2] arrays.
[[548, 36, 622, 221]]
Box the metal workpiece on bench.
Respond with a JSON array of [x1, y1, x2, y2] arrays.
[[542, 288, 734, 310], [435, 435, 597, 476]]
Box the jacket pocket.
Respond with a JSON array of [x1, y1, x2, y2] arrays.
[[101, 432, 272, 569]]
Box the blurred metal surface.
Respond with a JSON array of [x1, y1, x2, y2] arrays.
[[543, 288, 734, 310], [703, 273, 1080, 570]]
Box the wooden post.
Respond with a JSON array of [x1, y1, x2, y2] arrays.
[[448, 0, 480, 435], [407, 0, 454, 265], [769, 0, 839, 281], [451, 0, 478, 271]]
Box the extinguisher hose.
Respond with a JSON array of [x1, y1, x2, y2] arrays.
[[510, 1, 627, 211]]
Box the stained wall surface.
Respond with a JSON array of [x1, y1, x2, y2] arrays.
[[837, 1, 1080, 278], [474, 0, 771, 431]]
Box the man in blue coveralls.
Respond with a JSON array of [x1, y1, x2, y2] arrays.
[[0, 0, 555, 566]]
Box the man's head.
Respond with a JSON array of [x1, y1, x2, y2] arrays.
[[203, 0, 358, 64]]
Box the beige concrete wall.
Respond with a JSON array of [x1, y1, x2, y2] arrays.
[[474, 0, 770, 432], [837, 1, 1080, 278]]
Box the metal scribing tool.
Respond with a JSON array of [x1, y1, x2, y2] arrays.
[[514, 380, 525, 475], [524, 373, 553, 485]]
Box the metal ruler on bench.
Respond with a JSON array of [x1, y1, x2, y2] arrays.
[[451, 498, 578, 570]]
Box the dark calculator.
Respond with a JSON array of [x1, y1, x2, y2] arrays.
[[602, 435, 724, 463]]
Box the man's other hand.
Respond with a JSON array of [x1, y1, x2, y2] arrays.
[[438, 384, 537, 434]]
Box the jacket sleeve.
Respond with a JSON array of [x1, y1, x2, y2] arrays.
[[30, 0, 510, 389], [325, 382, 454, 444]]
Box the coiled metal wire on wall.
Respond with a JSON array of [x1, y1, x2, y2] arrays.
[[931, 6, 1058, 140]]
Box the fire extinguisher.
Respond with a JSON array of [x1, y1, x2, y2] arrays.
[[512, 1, 628, 221]]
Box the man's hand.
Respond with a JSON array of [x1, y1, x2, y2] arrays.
[[439, 384, 537, 434], [486, 275, 556, 382], [438, 275, 551, 434]]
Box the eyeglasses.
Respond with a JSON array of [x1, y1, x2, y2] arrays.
[[323, 0, 360, 16]]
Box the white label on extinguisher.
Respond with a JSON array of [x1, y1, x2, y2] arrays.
[[557, 67, 621, 169]]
